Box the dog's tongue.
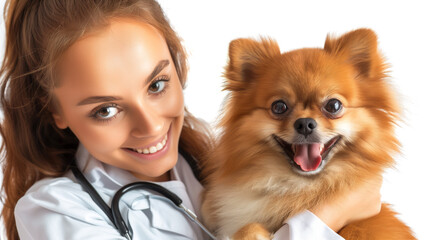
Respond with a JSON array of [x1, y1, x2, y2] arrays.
[[294, 144, 322, 171]]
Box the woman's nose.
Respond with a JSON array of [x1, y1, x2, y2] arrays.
[[130, 105, 164, 138]]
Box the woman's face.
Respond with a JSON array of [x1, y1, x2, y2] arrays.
[[53, 19, 184, 182]]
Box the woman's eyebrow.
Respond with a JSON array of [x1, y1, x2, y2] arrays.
[[145, 59, 170, 85], [77, 60, 169, 106], [77, 96, 122, 106]]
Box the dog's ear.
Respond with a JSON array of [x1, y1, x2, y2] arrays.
[[324, 28, 383, 78], [224, 38, 280, 91]]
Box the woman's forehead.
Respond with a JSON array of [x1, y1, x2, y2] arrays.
[[56, 18, 171, 89]]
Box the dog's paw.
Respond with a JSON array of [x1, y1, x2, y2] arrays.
[[231, 223, 272, 240]]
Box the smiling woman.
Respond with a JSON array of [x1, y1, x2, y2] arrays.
[[0, 1, 214, 239], [51, 19, 185, 182]]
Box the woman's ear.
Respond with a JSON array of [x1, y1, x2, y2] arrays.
[[50, 96, 68, 129], [52, 112, 68, 129]]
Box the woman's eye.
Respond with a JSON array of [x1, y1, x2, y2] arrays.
[[324, 98, 342, 114], [148, 80, 166, 94], [94, 106, 119, 120], [271, 100, 288, 115]]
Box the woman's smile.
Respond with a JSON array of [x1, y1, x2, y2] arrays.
[[129, 134, 167, 154], [123, 123, 172, 161]]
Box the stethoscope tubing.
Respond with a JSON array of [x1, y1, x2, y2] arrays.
[[70, 161, 115, 224], [71, 159, 217, 239], [111, 181, 183, 238]]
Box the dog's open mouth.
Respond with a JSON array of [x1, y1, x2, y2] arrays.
[[272, 135, 341, 173]]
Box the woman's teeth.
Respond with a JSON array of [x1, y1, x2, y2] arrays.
[[132, 135, 167, 154]]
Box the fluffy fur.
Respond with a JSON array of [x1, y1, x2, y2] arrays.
[[201, 29, 415, 239]]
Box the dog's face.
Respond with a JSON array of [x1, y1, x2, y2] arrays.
[[220, 29, 399, 191], [267, 51, 357, 176]]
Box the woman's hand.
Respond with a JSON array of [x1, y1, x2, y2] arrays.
[[310, 176, 383, 232]]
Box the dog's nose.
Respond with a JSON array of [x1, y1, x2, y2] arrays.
[[294, 118, 317, 137]]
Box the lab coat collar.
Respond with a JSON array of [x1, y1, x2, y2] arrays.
[[75, 143, 184, 190], [74, 144, 202, 239], [75, 144, 139, 190]]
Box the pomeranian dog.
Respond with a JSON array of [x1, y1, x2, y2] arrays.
[[201, 29, 415, 239]]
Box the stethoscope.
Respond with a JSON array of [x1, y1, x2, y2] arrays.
[[70, 159, 217, 240]]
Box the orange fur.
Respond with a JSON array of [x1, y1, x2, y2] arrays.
[[201, 29, 415, 239], [340, 204, 415, 239], [232, 223, 272, 240]]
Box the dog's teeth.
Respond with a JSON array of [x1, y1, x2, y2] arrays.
[[320, 144, 325, 153]]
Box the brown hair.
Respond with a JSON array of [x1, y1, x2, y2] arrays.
[[0, 1, 212, 239]]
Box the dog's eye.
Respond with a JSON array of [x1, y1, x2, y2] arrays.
[[323, 98, 343, 115], [271, 100, 288, 115]]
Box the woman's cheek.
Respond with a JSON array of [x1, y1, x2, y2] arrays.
[[74, 120, 129, 154], [161, 83, 184, 118]]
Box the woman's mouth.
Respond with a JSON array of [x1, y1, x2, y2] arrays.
[[129, 134, 168, 154], [124, 124, 172, 160]]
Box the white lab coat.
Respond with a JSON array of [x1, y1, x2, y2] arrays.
[[15, 144, 343, 240]]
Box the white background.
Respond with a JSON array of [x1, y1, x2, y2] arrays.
[[1, 0, 428, 239]]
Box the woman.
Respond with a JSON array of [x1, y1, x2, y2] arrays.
[[0, 0, 382, 239]]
